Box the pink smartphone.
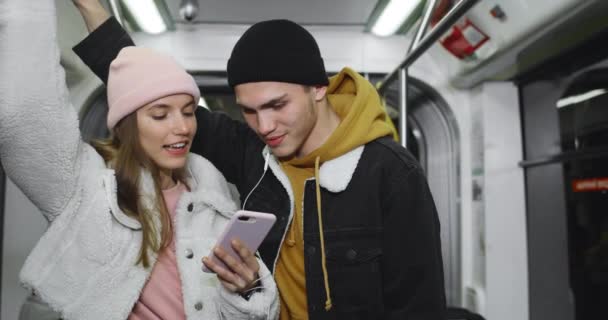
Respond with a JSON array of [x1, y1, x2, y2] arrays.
[[202, 210, 276, 273]]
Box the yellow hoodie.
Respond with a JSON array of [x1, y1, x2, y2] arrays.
[[275, 68, 397, 319]]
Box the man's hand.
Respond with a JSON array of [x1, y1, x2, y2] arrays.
[[202, 238, 261, 294]]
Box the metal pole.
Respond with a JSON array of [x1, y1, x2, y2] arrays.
[[398, 0, 437, 147], [378, 0, 481, 94], [399, 67, 408, 147]]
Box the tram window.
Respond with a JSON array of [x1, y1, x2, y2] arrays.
[[204, 93, 244, 122], [558, 69, 608, 151], [79, 91, 109, 142], [376, 75, 461, 306]]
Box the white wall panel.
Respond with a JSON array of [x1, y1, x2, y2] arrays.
[[476, 82, 528, 320]]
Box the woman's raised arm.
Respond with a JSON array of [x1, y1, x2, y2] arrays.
[[0, 0, 85, 220]]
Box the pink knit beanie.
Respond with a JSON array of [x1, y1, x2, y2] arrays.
[[107, 47, 200, 130]]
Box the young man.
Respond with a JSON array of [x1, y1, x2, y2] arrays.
[[71, 2, 446, 319]]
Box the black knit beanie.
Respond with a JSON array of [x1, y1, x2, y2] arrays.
[[227, 19, 329, 87]]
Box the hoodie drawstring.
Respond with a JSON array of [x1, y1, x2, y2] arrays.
[[315, 156, 333, 311], [286, 225, 296, 247]]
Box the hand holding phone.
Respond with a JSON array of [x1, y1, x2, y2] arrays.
[[202, 210, 276, 273]]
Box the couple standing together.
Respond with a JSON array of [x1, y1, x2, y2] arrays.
[[0, 0, 445, 319]]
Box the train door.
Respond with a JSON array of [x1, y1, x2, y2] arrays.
[[560, 70, 608, 320], [519, 29, 608, 320]]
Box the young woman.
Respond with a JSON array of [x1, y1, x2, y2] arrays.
[[0, 1, 278, 319]]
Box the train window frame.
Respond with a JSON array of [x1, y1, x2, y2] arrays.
[[378, 74, 462, 306]]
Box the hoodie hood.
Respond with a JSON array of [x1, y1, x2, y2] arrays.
[[288, 67, 396, 167]]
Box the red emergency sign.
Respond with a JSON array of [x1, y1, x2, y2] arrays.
[[572, 177, 608, 192], [440, 18, 489, 60]]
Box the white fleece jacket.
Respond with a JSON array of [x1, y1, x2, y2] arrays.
[[0, 1, 278, 319]]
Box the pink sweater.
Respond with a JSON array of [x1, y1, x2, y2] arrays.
[[129, 182, 187, 320]]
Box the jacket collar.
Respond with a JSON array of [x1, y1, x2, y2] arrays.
[[102, 169, 142, 230], [102, 154, 237, 230], [263, 145, 365, 192]]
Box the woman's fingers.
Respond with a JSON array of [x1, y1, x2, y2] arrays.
[[231, 239, 260, 275], [202, 239, 260, 292], [218, 279, 238, 292], [203, 254, 245, 292]]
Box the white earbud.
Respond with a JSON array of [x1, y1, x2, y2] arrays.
[[243, 152, 271, 210], [263, 152, 270, 172]]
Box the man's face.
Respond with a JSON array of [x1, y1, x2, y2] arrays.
[[235, 82, 321, 159]]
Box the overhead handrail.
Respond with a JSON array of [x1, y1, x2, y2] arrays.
[[378, 0, 481, 95], [412, 0, 438, 50]]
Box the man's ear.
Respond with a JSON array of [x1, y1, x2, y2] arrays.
[[313, 85, 328, 102]]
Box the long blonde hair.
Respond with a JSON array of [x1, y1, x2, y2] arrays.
[[93, 113, 189, 268]]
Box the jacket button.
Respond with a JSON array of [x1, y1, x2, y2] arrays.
[[194, 301, 203, 311], [187, 203, 194, 212], [346, 249, 357, 261], [307, 246, 316, 255], [185, 249, 194, 259]]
